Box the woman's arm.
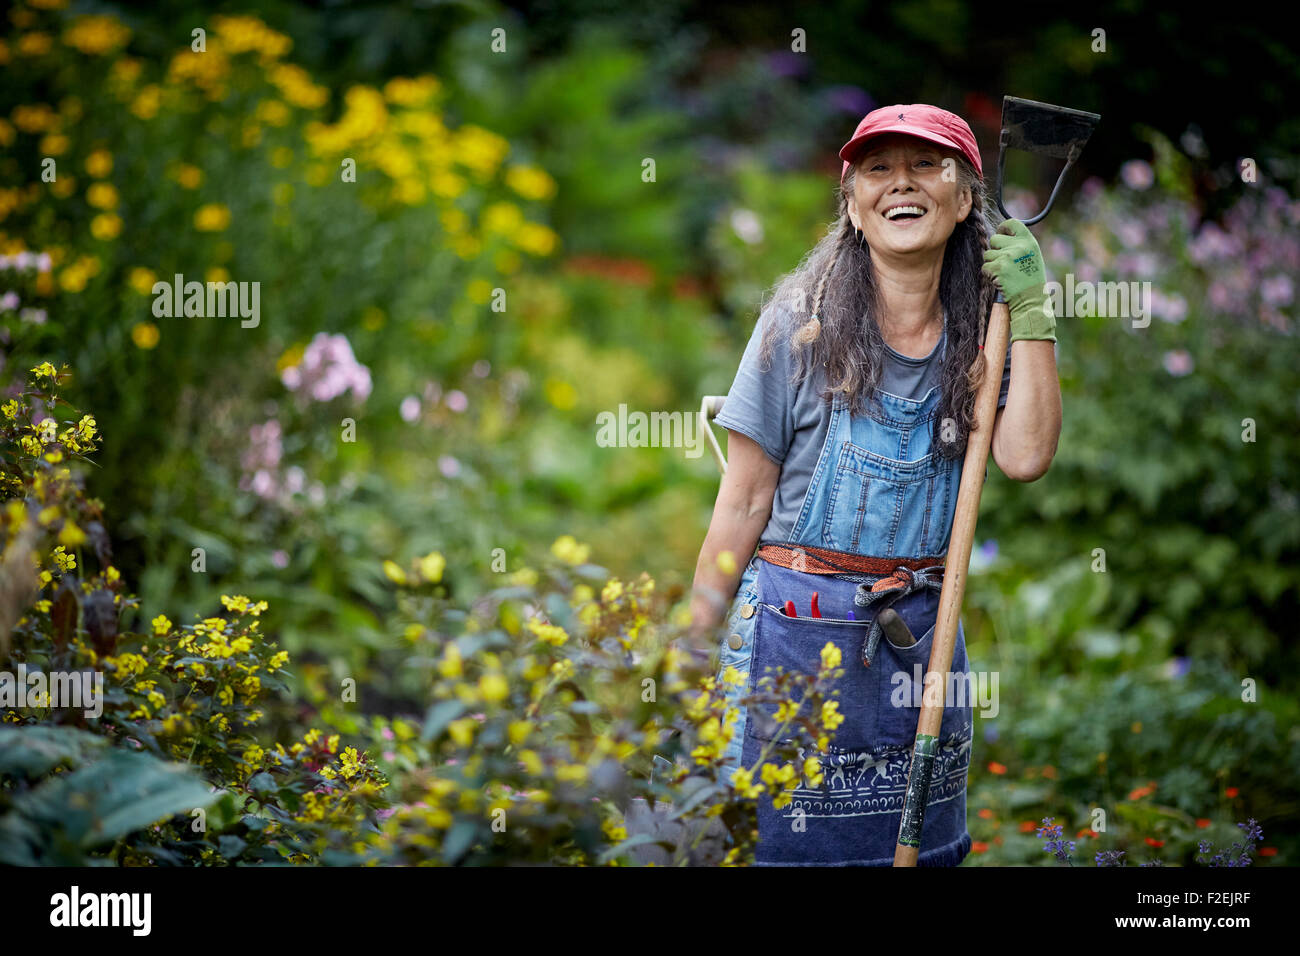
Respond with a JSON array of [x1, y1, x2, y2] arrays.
[[685, 430, 781, 644], [989, 338, 1061, 481]]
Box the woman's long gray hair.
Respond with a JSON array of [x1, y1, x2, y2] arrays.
[[757, 156, 997, 459]]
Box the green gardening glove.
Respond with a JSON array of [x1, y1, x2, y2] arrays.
[[981, 218, 1057, 343]]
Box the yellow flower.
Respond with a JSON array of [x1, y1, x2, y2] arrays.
[[39, 133, 69, 156], [131, 322, 159, 349], [128, 267, 156, 294], [803, 756, 824, 787], [480, 201, 523, 236], [447, 717, 476, 747], [382, 560, 407, 585], [478, 672, 508, 704], [505, 165, 557, 201], [84, 148, 113, 178], [550, 534, 590, 566], [526, 617, 568, 647], [18, 33, 54, 57], [172, 164, 202, 189], [212, 15, 293, 60], [31, 362, 59, 380], [268, 63, 328, 110], [63, 16, 131, 55], [820, 642, 842, 672], [507, 720, 531, 746], [85, 182, 118, 209], [130, 85, 161, 120], [11, 104, 57, 134], [152, 615, 172, 636], [821, 700, 845, 731], [58, 524, 85, 548], [418, 551, 445, 583], [194, 204, 231, 232], [601, 579, 624, 604], [715, 550, 737, 575], [729, 766, 763, 799], [514, 223, 559, 257], [90, 213, 121, 240], [383, 76, 441, 106]]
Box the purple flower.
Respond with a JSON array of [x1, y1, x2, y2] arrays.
[[1164, 656, 1190, 679], [1151, 290, 1188, 323], [1261, 274, 1294, 307], [1114, 220, 1146, 249], [20, 308, 47, 325], [472, 360, 491, 378], [1095, 849, 1126, 867], [767, 50, 808, 78], [445, 389, 468, 413], [438, 455, 461, 478], [1162, 350, 1194, 377], [1036, 817, 1075, 864], [282, 333, 371, 403], [826, 85, 875, 116], [271, 549, 289, 568], [1120, 159, 1155, 190], [0, 291, 18, 311], [400, 395, 421, 422]]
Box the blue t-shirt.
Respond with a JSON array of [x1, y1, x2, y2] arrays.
[[715, 301, 1011, 543]]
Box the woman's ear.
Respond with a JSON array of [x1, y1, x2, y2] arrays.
[[847, 190, 862, 231], [955, 183, 973, 224]]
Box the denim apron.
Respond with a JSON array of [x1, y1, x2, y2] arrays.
[[715, 383, 975, 866]]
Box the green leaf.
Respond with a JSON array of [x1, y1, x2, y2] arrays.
[[0, 725, 108, 780], [441, 819, 478, 864], [421, 699, 466, 742]]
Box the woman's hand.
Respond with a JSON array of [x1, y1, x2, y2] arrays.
[[683, 430, 780, 650], [981, 219, 1057, 343]]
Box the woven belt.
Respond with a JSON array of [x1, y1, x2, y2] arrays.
[[756, 542, 945, 578]]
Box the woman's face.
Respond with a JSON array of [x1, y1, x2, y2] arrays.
[[846, 133, 973, 261]]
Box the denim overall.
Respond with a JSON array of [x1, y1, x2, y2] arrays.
[[715, 383, 975, 866]]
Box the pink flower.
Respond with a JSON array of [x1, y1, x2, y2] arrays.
[[400, 395, 421, 422], [1162, 349, 1194, 377], [271, 549, 289, 568], [445, 390, 468, 413], [438, 455, 461, 478], [1261, 274, 1294, 307], [1151, 290, 1188, 323], [472, 360, 491, 378], [1120, 159, 1155, 190], [281, 333, 371, 403]]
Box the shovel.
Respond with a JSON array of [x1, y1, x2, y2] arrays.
[[892, 95, 1099, 867]]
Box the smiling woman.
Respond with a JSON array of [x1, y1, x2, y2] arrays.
[[685, 103, 1063, 867]]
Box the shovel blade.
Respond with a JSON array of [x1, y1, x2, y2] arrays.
[[1001, 96, 1101, 160]]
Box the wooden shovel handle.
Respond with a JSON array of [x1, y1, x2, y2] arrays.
[[892, 300, 1010, 866]]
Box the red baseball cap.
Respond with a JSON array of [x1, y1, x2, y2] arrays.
[[839, 104, 983, 183]]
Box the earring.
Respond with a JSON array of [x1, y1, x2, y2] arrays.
[[854, 227, 865, 247]]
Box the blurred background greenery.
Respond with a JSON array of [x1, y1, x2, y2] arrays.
[[2, 0, 1297, 864]]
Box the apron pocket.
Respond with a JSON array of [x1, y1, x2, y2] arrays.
[[743, 603, 881, 750], [875, 613, 974, 749]]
